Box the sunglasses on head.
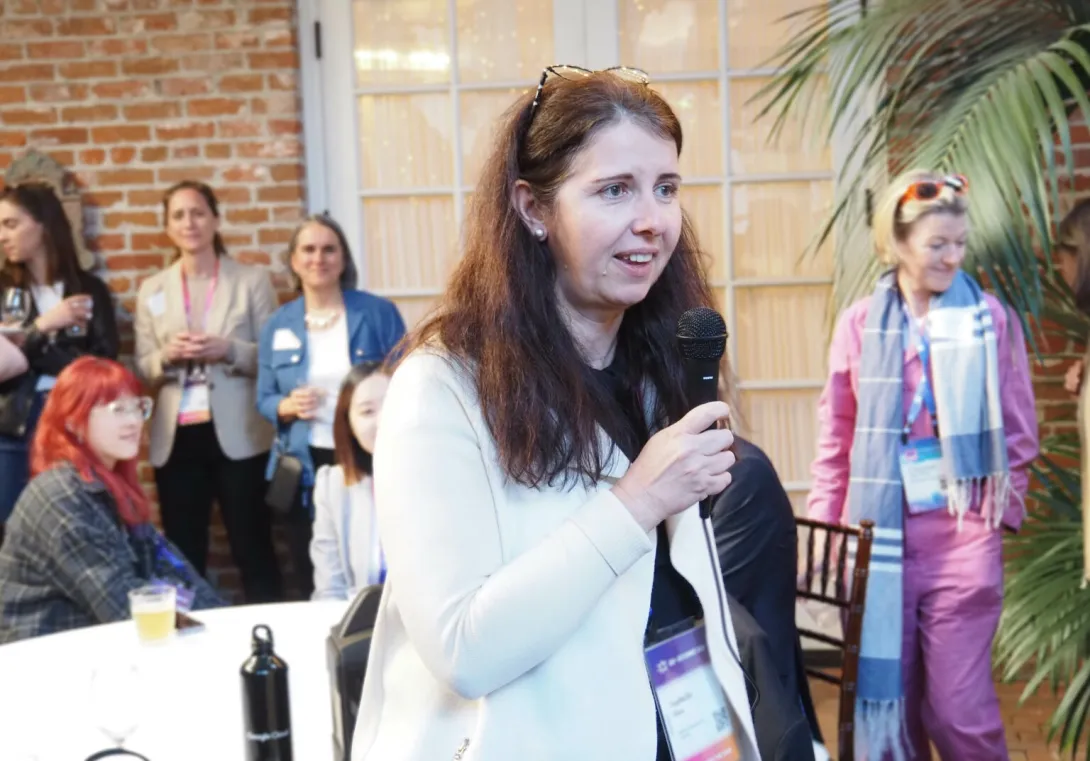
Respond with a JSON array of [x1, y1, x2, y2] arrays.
[[899, 174, 969, 205], [529, 65, 651, 123]]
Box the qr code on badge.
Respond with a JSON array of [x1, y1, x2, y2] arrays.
[[713, 707, 730, 733]]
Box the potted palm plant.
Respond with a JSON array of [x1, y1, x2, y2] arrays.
[[756, 0, 1090, 756]]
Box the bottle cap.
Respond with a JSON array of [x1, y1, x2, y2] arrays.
[[251, 624, 274, 655]]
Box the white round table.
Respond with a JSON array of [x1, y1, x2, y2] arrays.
[[0, 600, 351, 761]]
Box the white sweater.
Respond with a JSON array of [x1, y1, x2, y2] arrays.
[[352, 350, 760, 761]]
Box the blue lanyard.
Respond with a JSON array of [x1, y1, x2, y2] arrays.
[[902, 311, 939, 443]]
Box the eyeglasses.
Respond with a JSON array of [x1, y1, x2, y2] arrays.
[[529, 65, 651, 122], [899, 174, 969, 206], [104, 397, 153, 421]]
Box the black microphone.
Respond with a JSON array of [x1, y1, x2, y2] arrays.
[[676, 306, 728, 519]]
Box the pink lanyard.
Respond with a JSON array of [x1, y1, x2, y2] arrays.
[[181, 260, 218, 332]]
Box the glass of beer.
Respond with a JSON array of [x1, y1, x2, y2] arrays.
[[128, 584, 176, 644]]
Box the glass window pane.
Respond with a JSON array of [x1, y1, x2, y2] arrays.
[[619, 0, 720, 74], [362, 197, 457, 291], [353, 0, 451, 86], [456, 0, 554, 83], [729, 77, 831, 176], [391, 296, 440, 330], [680, 185, 725, 284], [656, 81, 722, 178], [358, 94, 454, 188], [727, 0, 822, 70], [738, 388, 821, 484], [732, 180, 833, 279], [460, 88, 528, 186], [734, 284, 830, 381]]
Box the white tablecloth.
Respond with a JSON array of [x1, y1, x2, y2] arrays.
[[0, 600, 351, 761]]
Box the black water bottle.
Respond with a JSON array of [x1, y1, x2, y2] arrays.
[[241, 624, 293, 761]]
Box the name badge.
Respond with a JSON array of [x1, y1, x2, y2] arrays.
[[899, 437, 948, 514], [177, 381, 211, 426], [645, 621, 740, 761]]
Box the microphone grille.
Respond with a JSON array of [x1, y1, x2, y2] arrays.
[[677, 307, 727, 361]]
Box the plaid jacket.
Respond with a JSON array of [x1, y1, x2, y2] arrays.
[[0, 464, 224, 644]]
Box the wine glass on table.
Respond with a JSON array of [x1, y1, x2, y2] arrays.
[[85, 658, 150, 760]]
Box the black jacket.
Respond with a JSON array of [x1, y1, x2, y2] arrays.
[[0, 270, 118, 437]]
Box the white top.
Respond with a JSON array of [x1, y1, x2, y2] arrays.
[[350, 350, 760, 761], [310, 465, 384, 601], [0, 600, 349, 760], [30, 282, 64, 392], [305, 313, 351, 449]]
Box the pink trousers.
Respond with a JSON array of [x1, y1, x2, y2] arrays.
[[899, 509, 1008, 761]]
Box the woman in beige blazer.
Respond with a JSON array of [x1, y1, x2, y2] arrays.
[[135, 181, 282, 603], [1057, 197, 1090, 588]]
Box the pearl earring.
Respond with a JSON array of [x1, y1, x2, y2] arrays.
[[534, 228, 546, 240]]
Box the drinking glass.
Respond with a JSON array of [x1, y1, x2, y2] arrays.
[[128, 584, 176, 645], [87, 658, 146, 757], [2, 287, 29, 327], [66, 294, 94, 337]]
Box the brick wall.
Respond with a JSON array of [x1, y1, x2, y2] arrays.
[[0, 0, 308, 599]]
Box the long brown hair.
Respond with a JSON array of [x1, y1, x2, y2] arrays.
[[0, 182, 83, 293], [1057, 198, 1090, 312], [401, 72, 719, 489], [162, 180, 228, 261]]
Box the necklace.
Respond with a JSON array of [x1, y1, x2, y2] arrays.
[[304, 309, 341, 330]]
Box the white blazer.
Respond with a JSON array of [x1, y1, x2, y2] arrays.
[[310, 465, 383, 601], [351, 350, 761, 761]]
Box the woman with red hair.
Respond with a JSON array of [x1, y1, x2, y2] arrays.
[[0, 356, 222, 643]]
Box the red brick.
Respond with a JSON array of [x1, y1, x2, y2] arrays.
[[121, 57, 179, 76], [156, 122, 215, 141], [60, 104, 119, 123], [0, 133, 29, 148], [127, 189, 165, 207], [97, 169, 156, 186], [29, 127, 88, 145], [216, 186, 251, 204], [0, 45, 27, 62], [106, 276, 133, 294], [177, 10, 236, 30], [270, 164, 304, 183], [249, 7, 291, 24], [110, 147, 138, 164], [123, 102, 181, 121], [80, 148, 108, 166], [87, 38, 148, 57], [250, 93, 296, 116], [258, 228, 293, 245], [0, 86, 26, 105], [104, 211, 159, 228], [71, 0, 101, 10], [0, 154, 12, 172], [187, 97, 246, 117], [92, 125, 151, 143], [247, 51, 297, 70], [131, 232, 171, 251], [91, 80, 153, 99], [119, 14, 177, 34], [235, 250, 272, 266], [0, 107, 57, 126], [106, 253, 168, 270], [218, 120, 262, 138], [221, 232, 253, 247], [270, 119, 301, 136], [151, 34, 213, 54], [180, 52, 245, 71], [82, 191, 126, 209], [237, 138, 301, 159], [140, 146, 169, 162], [214, 31, 260, 50], [222, 165, 268, 183], [204, 143, 231, 159], [26, 40, 84, 59], [1, 19, 54, 37], [171, 144, 201, 159], [158, 166, 215, 183], [87, 233, 127, 252], [0, 63, 56, 81], [219, 73, 263, 92], [268, 72, 295, 91], [57, 17, 117, 35], [272, 205, 303, 223], [263, 29, 294, 48], [59, 60, 117, 79], [257, 185, 303, 203], [158, 77, 210, 97], [226, 208, 269, 225]]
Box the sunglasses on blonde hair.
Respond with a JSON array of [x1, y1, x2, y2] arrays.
[[899, 174, 969, 206]]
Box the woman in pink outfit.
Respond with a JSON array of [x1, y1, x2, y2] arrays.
[[807, 170, 1038, 761]]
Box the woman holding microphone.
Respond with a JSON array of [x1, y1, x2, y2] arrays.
[[351, 67, 759, 761], [257, 214, 404, 599], [135, 181, 282, 603], [0, 182, 117, 538]]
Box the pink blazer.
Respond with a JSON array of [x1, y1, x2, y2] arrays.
[[807, 293, 1039, 531]]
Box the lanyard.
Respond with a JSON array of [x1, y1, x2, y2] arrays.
[[181, 260, 219, 333], [902, 308, 939, 443]]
